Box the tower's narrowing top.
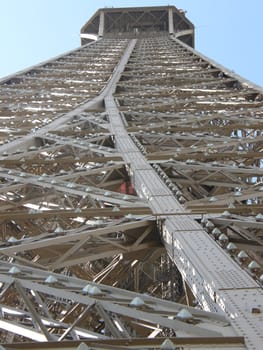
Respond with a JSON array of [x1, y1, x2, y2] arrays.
[[80, 6, 194, 46]]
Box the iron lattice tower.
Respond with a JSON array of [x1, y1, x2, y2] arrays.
[[0, 6, 262, 350]]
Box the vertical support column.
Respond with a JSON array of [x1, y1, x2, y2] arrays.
[[134, 265, 140, 292], [168, 8, 174, 35], [98, 10, 105, 37]]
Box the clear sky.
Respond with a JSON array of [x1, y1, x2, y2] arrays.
[[0, 0, 262, 87]]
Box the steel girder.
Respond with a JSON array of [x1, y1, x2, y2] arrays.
[[0, 5, 262, 350]]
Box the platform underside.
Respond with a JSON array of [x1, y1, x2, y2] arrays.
[[81, 6, 194, 46]]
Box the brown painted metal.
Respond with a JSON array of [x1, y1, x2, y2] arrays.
[[0, 5, 262, 350]]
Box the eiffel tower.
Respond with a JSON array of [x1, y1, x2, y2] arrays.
[[0, 6, 262, 350]]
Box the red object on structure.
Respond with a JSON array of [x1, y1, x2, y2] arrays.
[[119, 181, 135, 195]]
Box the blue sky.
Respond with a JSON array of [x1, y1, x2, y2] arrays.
[[0, 0, 262, 87]]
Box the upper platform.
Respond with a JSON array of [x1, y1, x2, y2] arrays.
[[80, 6, 194, 47]]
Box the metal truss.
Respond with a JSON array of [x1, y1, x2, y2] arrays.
[[0, 5, 262, 350], [0, 261, 244, 349]]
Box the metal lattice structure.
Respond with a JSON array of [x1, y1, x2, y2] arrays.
[[0, 5, 262, 350]]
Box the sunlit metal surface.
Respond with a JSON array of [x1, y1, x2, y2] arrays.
[[0, 5, 262, 350]]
